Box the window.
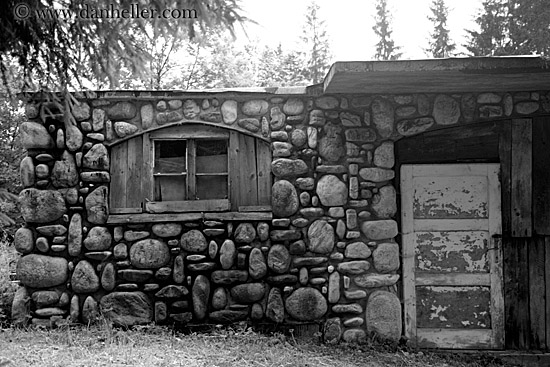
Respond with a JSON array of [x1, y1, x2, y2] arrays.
[[109, 124, 272, 215]]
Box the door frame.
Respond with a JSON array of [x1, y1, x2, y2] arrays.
[[401, 163, 504, 349]]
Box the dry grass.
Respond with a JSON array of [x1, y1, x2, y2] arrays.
[[0, 323, 518, 367], [0, 234, 19, 326]]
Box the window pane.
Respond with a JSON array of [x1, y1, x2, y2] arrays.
[[154, 176, 186, 201], [196, 140, 228, 173], [155, 140, 186, 173], [196, 176, 228, 200]]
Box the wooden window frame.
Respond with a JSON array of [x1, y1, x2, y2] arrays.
[[144, 125, 230, 213]]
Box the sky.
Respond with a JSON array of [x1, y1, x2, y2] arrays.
[[237, 0, 484, 61]]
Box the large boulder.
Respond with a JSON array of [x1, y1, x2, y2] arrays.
[[272, 180, 299, 217], [130, 239, 170, 269], [316, 175, 347, 206], [51, 150, 78, 188], [19, 189, 66, 223], [85, 186, 108, 224], [285, 288, 327, 321], [180, 230, 207, 252], [17, 254, 68, 288], [365, 290, 402, 341], [100, 292, 153, 327], [307, 220, 335, 254], [71, 260, 100, 293], [19, 122, 54, 149]]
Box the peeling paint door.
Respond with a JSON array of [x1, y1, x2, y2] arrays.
[[401, 164, 504, 349]]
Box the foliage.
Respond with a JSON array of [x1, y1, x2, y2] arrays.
[[0, 233, 18, 327], [300, 1, 332, 84], [372, 0, 402, 61], [466, 0, 550, 56], [426, 0, 456, 58], [0, 0, 248, 90]]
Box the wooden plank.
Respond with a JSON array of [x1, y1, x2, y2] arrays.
[[400, 165, 417, 346], [187, 139, 196, 199], [412, 163, 490, 177], [511, 119, 532, 237], [487, 164, 503, 236], [142, 134, 154, 203], [256, 139, 272, 206], [503, 237, 519, 349], [417, 329, 494, 349], [415, 273, 491, 286], [107, 212, 203, 224], [238, 205, 272, 212], [532, 116, 550, 235], [146, 199, 230, 213], [109, 208, 142, 214], [489, 237, 505, 349], [126, 135, 143, 210], [529, 237, 546, 349], [239, 133, 259, 206], [229, 131, 240, 211], [204, 212, 272, 221], [517, 239, 530, 349], [499, 121, 512, 237], [414, 219, 489, 231], [109, 142, 127, 209], [149, 124, 229, 139]]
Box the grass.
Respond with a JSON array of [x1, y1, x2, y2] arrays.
[[0, 232, 19, 327], [0, 322, 519, 367]]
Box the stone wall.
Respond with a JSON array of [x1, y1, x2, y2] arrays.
[[12, 89, 550, 343]]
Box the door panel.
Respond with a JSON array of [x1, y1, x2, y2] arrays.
[[401, 163, 504, 349]]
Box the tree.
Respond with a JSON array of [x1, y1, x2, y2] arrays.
[[301, 1, 332, 84], [372, 0, 402, 61], [426, 0, 456, 58], [466, 0, 550, 56]]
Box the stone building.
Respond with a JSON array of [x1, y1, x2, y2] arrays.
[[12, 56, 550, 350]]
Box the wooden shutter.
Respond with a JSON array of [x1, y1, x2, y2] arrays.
[[109, 136, 144, 214], [229, 131, 272, 212]]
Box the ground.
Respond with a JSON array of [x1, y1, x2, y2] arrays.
[[0, 323, 517, 367]]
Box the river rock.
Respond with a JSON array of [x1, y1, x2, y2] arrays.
[[83, 144, 109, 170], [373, 242, 400, 273], [180, 230, 207, 252], [211, 270, 248, 285], [328, 272, 340, 303], [285, 288, 327, 321], [371, 185, 397, 219], [19, 188, 66, 223], [291, 129, 307, 147], [271, 158, 308, 178], [516, 101, 540, 115], [212, 287, 228, 310], [83, 226, 112, 251], [249, 248, 267, 279], [32, 290, 59, 307], [14, 227, 34, 254], [319, 122, 345, 162], [152, 223, 182, 237], [257, 222, 269, 241], [130, 239, 170, 269], [283, 98, 304, 115], [354, 273, 400, 288], [119, 269, 153, 283], [82, 296, 99, 324], [396, 117, 434, 136], [272, 180, 299, 217], [71, 260, 100, 293], [361, 220, 398, 240], [100, 292, 153, 327], [230, 283, 265, 303], [372, 98, 394, 138], [20, 156, 35, 188], [243, 100, 269, 116], [11, 287, 30, 327], [366, 290, 402, 341], [108, 102, 136, 120], [221, 100, 238, 124], [20, 122, 54, 149], [113, 121, 138, 138], [358, 168, 395, 182], [155, 285, 189, 298], [345, 242, 371, 259], [307, 220, 335, 254], [234, 223, 256, 243], [238, 118, 260, 132], [17, 254, 68, 288], [266, 288, 284, 323], [316, 175, 347, 206], [219, 239, 236, 269], [342, 329, 367, 343], [85, 186, 108, 224], [433, 94, 460, 125], [66, 125, 83, 151], [373, 142, 394, 169], [324, 317, 342, 343], [192, 275, 210, 320], [68, 213, 82, 256], [101, 263, 116, 291], [337, 261, 370, 275], [267, 244, 291, 273]]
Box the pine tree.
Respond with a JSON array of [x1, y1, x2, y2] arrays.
[[372, 0, 402, 60], [301, 1, 332, 84], [426, 0, 456, 58], [465, 0, 512, 56]]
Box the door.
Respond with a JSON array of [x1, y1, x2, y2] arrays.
[[401, 163, 504, 349]]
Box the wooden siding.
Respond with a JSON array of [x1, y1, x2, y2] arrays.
[[396, 116, 550, 350]]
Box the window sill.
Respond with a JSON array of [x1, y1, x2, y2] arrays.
[[145, 199, 230, 213], [107, 211, 273, 224]]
